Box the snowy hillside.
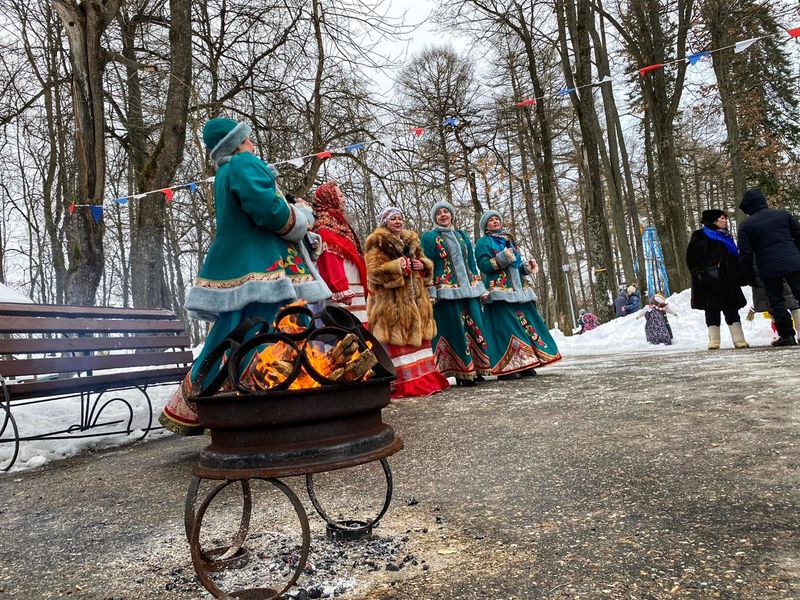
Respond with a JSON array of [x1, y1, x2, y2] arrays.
[[552, 287, 778, 356]]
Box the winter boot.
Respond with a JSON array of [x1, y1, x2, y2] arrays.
[[771, 335, 798, 347], [792, 309, 800, 339], [707, 326, 721, 350], [728, 322, 750, 349]]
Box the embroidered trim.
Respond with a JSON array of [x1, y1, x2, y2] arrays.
[[276, 205, 296, 236], [195, 270, 315, 289]]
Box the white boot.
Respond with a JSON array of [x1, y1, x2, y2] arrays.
[[707, 325, 721, 350], [728, 322, 750, 349]]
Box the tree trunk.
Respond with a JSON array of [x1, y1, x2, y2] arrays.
[[129, 0, 192, 309], [53, 0, 120, 305], [556, 0, 616, 321]]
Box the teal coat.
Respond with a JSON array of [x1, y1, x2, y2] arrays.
[[421, 227, 486, 300], [185, 151, 330, 321], [474, 234, 537, 304]]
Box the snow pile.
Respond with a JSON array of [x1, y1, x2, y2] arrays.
[[0, 345, 205, 472], [552, 287, 778, 356], [0, 283, 32, 303], [1, 385, 177, 472]]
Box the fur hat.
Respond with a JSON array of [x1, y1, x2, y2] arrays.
[[430, 200, 456, 225], [378, 206, 403, 227], [479, 210, 502, 233], [626, 284, 637, 295], [579, 308, 587, 317], [203, 117, 252, 166], [701, 209, 727, 227]]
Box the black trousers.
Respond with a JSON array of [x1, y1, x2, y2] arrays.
[[705, 304, 742, 327], [763, 270, 800, 337]]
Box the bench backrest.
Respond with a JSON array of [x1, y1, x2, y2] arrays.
[[0, 302, 192, 400]]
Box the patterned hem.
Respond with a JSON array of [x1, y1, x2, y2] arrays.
[[158, 412, 204, 436], [276, 206, 297, 235]]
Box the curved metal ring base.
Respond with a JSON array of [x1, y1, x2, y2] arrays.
[[306, 457, 393, 537], [185, 476, 253, 571], [188, 477, 311, 600]]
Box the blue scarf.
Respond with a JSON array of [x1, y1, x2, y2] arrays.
[[485, 231, 522, 268], [702, 226, 738, 257]]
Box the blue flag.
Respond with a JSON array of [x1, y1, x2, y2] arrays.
[[114, 197, 128, 205], [687, 51, 710, 65], [557, 88, 576, 96], [344, 143, 365, 152], [443, 117, 458, 127], [90, 205, 104, 224], [187, 182, 198, 193]]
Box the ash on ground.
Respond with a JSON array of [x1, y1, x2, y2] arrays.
[[138, 516, 424, 599]]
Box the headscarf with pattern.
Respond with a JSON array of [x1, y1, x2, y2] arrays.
[[312, 182, 363, 254]]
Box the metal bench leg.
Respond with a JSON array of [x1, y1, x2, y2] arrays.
[[0, 375, 20, 471]]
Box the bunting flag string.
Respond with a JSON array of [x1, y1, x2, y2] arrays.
[[65, 23, 798, 223]]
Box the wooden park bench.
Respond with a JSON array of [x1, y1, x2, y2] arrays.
[[0, 302, 192, 471]]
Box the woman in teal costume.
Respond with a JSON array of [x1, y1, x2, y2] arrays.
[[160, 117, 330, 435], [421, 201, 491, 387], [474, 210, 561, 380]]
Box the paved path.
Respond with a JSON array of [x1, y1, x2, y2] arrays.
[[1, 348, 798, 599]]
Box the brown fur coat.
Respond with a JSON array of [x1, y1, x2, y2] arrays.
[[365, 227, 436, 347]]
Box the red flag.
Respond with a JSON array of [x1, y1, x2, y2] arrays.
[[788, 26, 800, 38], [514, 98, 536, 107], [161, 188, 174, 203], [68, 202, 76, 215], [639, 63, 664, 77], [315, 150, 332, 159], [411, 127, 424, 136]]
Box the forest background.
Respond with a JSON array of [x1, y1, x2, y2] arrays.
[[1, 0, 798, 339]]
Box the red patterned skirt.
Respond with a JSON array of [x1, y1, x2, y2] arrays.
[[386, 343, 450, 399]]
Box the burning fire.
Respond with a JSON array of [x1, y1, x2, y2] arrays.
[[242, 305, 378, 392]]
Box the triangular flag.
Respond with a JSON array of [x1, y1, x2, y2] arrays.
[[68, 202, 76, 215], [161, 188, 174, 203], [686, 51, 710, 65], [787, 26, 800, 38], [639, 63, 664, 76], [132, 193, 147, 200], [114, 197, 128, 205], [379, 136, 394, 152], [90, 205, 104, 223], [206, 176, 215, 183], [315, 150, 332, 160], [286, 157, 305, 168], [557, 87, 576, 96], [344, 143, 365, 152], [187, 182, 198, 194], [411, 127, 425, 136], [734, 38, 758, 53], [443, 117, 458, 127], [599, 75, 614, 84], [514, 98, 536, 107]]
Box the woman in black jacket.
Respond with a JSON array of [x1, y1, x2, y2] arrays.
[[686, 209, 748, 350]]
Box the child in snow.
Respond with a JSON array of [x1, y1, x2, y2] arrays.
[[638, 293, 676, 345], [578, 308, 600, 334]]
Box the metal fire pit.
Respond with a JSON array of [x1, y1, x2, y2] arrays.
[[183, 306, 403, 600]]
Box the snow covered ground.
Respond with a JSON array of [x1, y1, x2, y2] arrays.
[[552, 286, 778, 356], [1, 287, 781, 473]]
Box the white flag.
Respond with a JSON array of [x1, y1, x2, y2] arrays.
[[286, 157, 305, 168], [379, 135, 394, 152], [599, 75, 615, 84], [734, 38, 758, 53]]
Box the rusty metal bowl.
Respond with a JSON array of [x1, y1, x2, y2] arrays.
[[190, 377, 402, 480]]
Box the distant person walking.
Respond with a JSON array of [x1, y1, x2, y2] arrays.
[[686, 209, 748, 350], [613, 286, 628, 318], [613, 284, 639, 317], [738, 188, 800, 347]]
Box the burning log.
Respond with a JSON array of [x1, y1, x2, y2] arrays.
[[247, 332, 378, 392]]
